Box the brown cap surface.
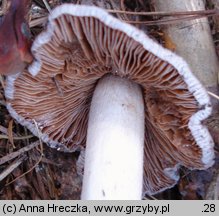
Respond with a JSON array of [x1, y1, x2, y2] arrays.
[[5, 5, 214, 194]]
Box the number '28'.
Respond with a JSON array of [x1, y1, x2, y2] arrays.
[[203, 204, 215, 212]]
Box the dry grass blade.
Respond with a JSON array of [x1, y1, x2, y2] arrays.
[[5, 146, 43, 186], [0, 134, 34, 140], [28, 7, 219, 28], [0, 155, 27, 181], [143, 194, 157, 200], [208, 91, 219, 100], [107, 9, 218, 17], [125, 14, 210, 25], [107, 8, 219, 26], [5, 120, 44, 186], [7, 119, 15, 148], [29, 16, 48, 28], [0, 141, 40, 166], [42, 0, 51, 12]]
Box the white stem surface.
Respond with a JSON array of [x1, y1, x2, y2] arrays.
[[154, 0, 219, 88], [81, 75, 145, 200]]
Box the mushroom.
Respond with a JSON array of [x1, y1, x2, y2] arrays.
[[0, 0, 33, 75], [5, 4, 215, 199]]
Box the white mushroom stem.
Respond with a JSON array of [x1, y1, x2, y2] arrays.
[[81, 75, 145, 200], [154, 0, 219, 88]]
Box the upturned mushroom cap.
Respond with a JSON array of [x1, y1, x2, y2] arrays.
[[5, 4, 214, 194]]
